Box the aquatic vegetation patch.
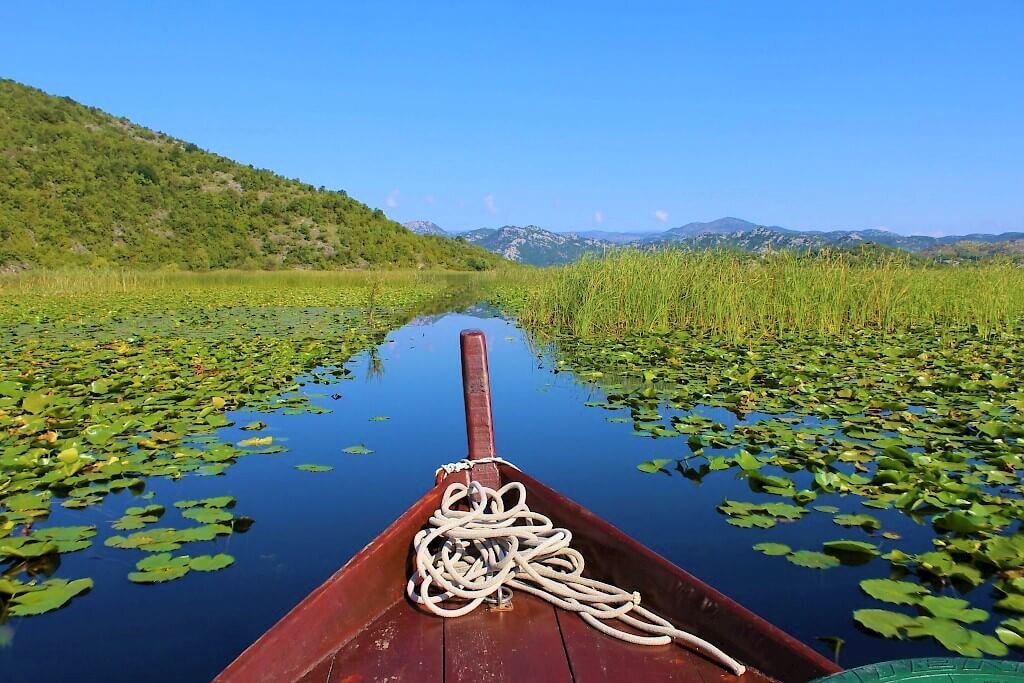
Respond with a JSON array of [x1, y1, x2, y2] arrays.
[[524, 320, 1024, 656], [0, 275, 449, 620]]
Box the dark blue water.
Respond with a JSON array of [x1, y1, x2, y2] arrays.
[[0, 310, 975, 681]]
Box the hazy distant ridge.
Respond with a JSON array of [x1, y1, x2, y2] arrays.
[[404, 217, 1024, 266]]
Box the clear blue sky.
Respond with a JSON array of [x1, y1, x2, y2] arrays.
[[2, 2, 1021, 235]]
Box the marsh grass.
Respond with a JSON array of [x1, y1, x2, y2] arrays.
[[516, 250, 1024, 339], [0, 268, 452, 296]]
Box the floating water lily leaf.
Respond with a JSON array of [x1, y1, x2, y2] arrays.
[[919, 596, 988, 624], [135, 553, 191, 572], [175, 496, 235, 509], [733, 450, 762, 471], [853, 609, 916, 638], [0, 537, 58, 559], [200, 496, 236, 508], [833, 513, 881, 530], [823, 540, 879, 557], [814, 505, 840, 514], [997, 618, 1024, 648], [933, 510, 994, 535], [238, 436, 272, 447], [189, 554, 235, 572], [905, 617, 1008, 656], [996, 594, 1024, 614], [113, 515, 157, 531], [859, 579, 929, 606], [295, 464, 334, 472], [4, 492, 51, 513], [343, 445, 374, 455], [31, 526, 97, 554], [7, 578, 93, 616], [241, 421, 266, 431], [637, 459, 673, 473], [787, 550, 840, 569], [753, 542, 791, 556], [128, 564, 190, 583], [21, 392, 52, 415], [727, 515, 776, 529], [125, 505, 164, 517], [182, 507, 233, 524]]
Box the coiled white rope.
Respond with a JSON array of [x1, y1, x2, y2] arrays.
[[406, 476, 746, 676], [434, 456, 519, 479]]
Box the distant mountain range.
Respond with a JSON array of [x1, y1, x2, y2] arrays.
[[402, 220, 448, 237], [403, 218, 1024, 266]]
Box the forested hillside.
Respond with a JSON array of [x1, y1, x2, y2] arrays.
[[0, 80, 500, 270]]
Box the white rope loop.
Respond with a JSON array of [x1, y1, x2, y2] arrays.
[[407, 477, 746, 676]]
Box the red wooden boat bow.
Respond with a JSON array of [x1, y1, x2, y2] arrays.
[[216, 330, 839, 683]]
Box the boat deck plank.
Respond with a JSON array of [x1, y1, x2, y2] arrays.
[[443, 591, 573, 683], [320, 592, 765, 683], [328, 599, 443, 683], [555, 607, 774, 683]]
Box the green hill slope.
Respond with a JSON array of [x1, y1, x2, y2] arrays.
[[0, 80, 501, 270]]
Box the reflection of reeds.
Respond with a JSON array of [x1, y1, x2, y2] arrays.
[[366, 347, 385, 382], [515, 250, 1024, 340]]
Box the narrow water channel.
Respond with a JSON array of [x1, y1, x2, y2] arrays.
[[2, 307, 978, 682]]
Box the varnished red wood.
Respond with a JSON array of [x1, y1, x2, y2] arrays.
[[329, 600, 442, 683], [556, 608, 773, 683], [214, 485, 445, 683], [218, 465, 838, 683], [503, 466, 839, 683], [457, 329, 500, 490], [443, 592, 573, 683], [460, 329, 496, 460], [295, 656, 334, 683]]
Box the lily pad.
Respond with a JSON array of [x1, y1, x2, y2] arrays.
[[853, 609, 917, 638], [637, 459, 673, 473], [189, 554, 235, 572], [859, 579, 929, 606], [833, 513, 881, 530], [823, 540, 880, 557], [295, 464, 334, 472], [7, 578, 93, 616], [919, 595, 988, 624], [787, 550, 840, 569], [753, 542, 791, 556]]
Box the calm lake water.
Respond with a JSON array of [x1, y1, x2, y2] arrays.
[[1, 307, 1001, 681]]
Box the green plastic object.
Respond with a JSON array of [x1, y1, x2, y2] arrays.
[[813, 659, 1024, 682]]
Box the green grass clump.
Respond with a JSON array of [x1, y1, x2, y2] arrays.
[[516, 250, 1024, 339]]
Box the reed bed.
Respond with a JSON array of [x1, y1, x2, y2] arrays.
[[0, 268, 493, 297], [516, 250, 1024, 339]]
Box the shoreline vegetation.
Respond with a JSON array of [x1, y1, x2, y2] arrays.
[[510, 250, 1024, 340]]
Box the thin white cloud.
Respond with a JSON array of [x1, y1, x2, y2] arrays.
[[385, 188, 400, 208], [484, 193, 497, 214], [593, 210, 604, 224], [654, 209, 669, 223], [424, 194, 435, 204]]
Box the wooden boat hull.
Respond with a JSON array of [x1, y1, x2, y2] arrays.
[[216, 464, 839, 683]]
